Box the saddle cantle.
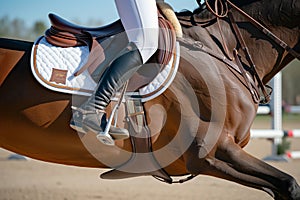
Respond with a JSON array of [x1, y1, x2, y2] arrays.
[[43, 8, 178, 94]]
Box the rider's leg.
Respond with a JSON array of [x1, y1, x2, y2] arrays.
[[115, 0, 159, 63], [71, 44, 143, 145], [71, 0, 159, 145]]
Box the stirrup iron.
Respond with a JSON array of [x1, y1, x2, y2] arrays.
[[96, 82, 129, 143]]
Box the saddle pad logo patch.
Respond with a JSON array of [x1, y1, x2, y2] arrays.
[[50, 68, 68, 85]]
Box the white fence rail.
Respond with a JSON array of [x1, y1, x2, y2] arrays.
[[251, 72, 300, 160]]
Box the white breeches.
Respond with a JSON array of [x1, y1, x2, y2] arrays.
[[115, 0, 159, 63]]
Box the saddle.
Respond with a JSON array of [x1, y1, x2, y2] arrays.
[[46, 14, 123, 48], [33, 3, 179, 183], [45, 10, 177, 93], [46, 11, 176, 65], [38, 4, 182, 183]]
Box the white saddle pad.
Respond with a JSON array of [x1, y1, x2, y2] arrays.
[[31, 37, 96, 96], [31, 36, 180, 102]]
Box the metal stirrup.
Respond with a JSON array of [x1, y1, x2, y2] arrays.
[[97, 81, 129, 141]]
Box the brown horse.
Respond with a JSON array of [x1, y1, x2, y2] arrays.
[[0, 0, 300, 199]]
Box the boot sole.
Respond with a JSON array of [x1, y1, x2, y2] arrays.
[[81, 125, 115, 146], [70, 122, 129, 141], [109, 127, 130, 140]]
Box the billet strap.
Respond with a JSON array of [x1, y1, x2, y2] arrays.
[[124, 102, 144, 132], [125, 99, 197, 184]]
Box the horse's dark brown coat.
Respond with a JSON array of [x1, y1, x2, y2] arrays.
[[0, 0, 300, 199]]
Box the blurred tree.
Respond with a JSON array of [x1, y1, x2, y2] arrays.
[[0, 16, 28, 40], [0, 16, 103, 41], [282, 60, 300, 105], [30, 21, 47, 40], [0, 16, 11, 36], [11, 18, 27, 39], [86, 19, 104, 26]]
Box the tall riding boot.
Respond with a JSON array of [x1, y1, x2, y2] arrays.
[[71, 43, 143, 145]]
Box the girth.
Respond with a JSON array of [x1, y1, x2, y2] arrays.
[[101, 98, 196, 184], [100, 99, 173, 183]]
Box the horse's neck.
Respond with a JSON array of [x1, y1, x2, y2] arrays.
[[191, 0, 299, 82], [231, 0, 299, 81], [258, 25, 299, 83]]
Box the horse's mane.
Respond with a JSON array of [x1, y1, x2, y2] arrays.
[[177, 0, 299, 28], [176, 0, 261, 20]]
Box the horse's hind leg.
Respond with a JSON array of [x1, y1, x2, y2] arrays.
[[214, 133, 300, 199]]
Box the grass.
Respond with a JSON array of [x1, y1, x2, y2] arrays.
[[252, 113, 300, 129], [252, 113, 300, 155]]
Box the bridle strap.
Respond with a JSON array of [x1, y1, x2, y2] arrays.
[[202, 0, 299, 103], [227, 11, 271, 103], [226, 0, 299, 103], [205, 0, 234, 60], [204, 0, 273, 103], [227, 0, 300, 60]]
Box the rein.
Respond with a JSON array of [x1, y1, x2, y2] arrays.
[[226, 0, 300, 60], [192, 0, 300, 104]]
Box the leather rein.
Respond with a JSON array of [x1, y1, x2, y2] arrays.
[[192, 0, 300, 104]]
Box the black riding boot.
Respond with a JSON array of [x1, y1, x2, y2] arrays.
[[71, 43, 143, 145]]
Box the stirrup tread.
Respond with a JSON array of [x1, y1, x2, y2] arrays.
[[71, 106, 105, 115]]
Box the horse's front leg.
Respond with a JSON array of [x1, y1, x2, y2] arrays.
[[184, 131, 300, 200], [215, 133, 300, 199]]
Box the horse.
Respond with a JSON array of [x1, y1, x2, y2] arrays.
[[0, 0, 300, 199]]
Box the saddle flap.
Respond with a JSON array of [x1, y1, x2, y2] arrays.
[[127, 62, 161, 92]]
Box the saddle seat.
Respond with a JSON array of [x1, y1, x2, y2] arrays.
[[46, 13, 124, 48], [48, 13, 124, 38]]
